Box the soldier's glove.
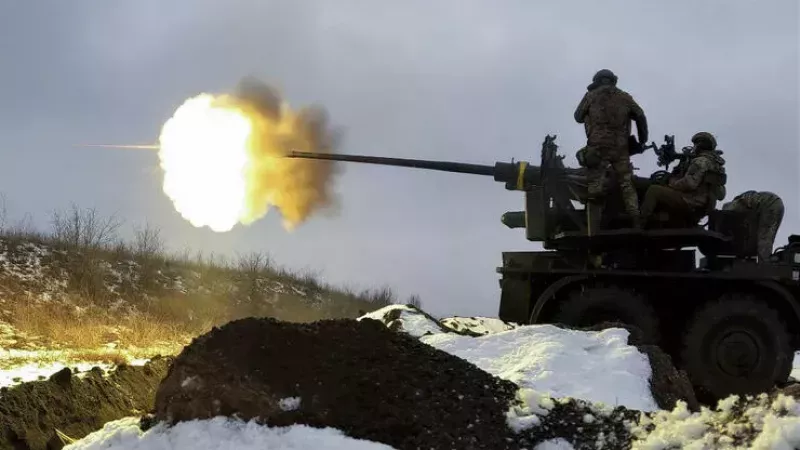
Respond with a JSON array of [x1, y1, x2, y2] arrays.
[[628, 135, 644, 156], [576, 148, 586, 167]]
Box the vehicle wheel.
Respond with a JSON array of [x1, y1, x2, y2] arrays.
[[550, 284, 660, 344], [680, 293, 793, 401]]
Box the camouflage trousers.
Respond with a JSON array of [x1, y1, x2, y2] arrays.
[[585, 148, 640, 226], [753, 196, 785, 261], [640, 185, 693, 222]]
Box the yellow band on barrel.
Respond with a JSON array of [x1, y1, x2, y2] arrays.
[[516, 161, 527, 190]]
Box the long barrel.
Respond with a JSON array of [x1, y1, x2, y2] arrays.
[[287, 150, 549, 190], [286, 150, 651, 193], [287, 151, 496, 176]]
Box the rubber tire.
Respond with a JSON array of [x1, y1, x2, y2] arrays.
[[680, 293, 793, 401], [551, 284, 660, 344]]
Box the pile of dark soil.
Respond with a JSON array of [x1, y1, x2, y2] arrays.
[[0, 356, 172, 450], [151, 317, 644, 449], [153, 317, 520, 449]]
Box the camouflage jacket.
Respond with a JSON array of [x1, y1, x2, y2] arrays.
[[574, 85, 648, 149], [669, 150, 727, 210]]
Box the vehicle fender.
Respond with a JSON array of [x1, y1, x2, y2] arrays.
[[528, 274, 592, 324]]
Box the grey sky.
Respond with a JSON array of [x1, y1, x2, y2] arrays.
[[0, 1, 798, 317]]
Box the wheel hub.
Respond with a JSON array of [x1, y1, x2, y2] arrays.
[[715, 330, 760, 377]]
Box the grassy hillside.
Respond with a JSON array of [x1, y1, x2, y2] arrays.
[[0, 202, 418, 364]]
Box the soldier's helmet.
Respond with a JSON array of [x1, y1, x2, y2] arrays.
[[592, 69, 618, 85], [691, 132, 717, 150]]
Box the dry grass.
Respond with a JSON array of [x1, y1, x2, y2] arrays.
[[5, 296, 197, 351], [0, 346, 176, 369], [0, 201, 419, 362]]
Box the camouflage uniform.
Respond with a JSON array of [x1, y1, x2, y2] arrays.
[[639, 184, 692, 221], [574, 70, 648, 231], [640, 132, 727, 225], [722, 191, 784, 261]]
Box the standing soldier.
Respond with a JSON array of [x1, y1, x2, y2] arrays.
[[722, 190, 785, 262], [574, 69, 649, 233]]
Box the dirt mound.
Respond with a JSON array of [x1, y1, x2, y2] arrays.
[[153, 317, 521, 449], [0, 356, 172, 450], [152, 317, 647, 449]]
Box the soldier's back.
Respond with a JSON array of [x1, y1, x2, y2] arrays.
[[729, 190, 781, 212], [585, 86, 636, 148]]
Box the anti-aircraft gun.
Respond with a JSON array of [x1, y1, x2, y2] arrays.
[[288, 135, 800, 404]]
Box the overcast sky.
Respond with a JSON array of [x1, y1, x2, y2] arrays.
[[0, 1, 798, 317]]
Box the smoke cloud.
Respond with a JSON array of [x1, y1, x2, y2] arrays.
[[232, 76, 343, 229]]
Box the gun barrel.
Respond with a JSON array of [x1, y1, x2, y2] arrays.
[[287, 151, 496, 177]]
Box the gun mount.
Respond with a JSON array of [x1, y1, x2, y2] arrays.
[[288, 135, 735, 256]]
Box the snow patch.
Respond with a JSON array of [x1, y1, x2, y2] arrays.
[[358, 304, 444, 338], [279, 396, 301, 411], [66, 416, 397, 449], [0, 359, 146, 389], [505, 388, 555, 432], [421, 324, 659, 412], [534, 438, 576, 450], [0, 345, 151, 388]]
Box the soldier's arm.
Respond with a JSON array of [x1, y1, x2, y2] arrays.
[[628, 96, 648, 143], [574, 93, 591, 123], [669, 158, 709, 192]]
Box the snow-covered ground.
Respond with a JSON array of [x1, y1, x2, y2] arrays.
[[5, 303, 799, 449], [0, 357, 140, 388], [424, 318, 658, 411], [67, 417, 397, 450], [0, 347, 153, 388]]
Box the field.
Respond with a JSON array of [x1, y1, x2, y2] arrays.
[[2, 202, 800, 449]]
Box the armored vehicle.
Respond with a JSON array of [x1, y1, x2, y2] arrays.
[[288, 135, 800, 403]]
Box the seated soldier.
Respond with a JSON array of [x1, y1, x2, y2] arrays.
[[640, 132, 727, 226], [722, 191, 785, 262]]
